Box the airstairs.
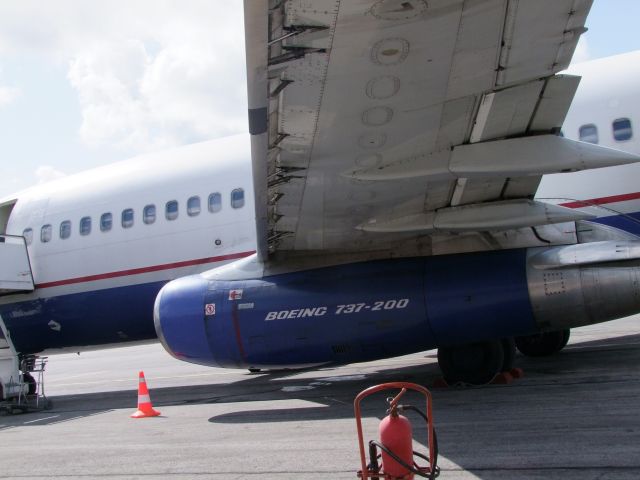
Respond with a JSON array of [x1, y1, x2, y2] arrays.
[[0, 234, 47, 411], [0, 319, 49, 411]]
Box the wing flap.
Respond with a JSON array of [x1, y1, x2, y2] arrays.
[[530, 75, 581, 131], [497, 0, 591, 86], [470, 81, 545, 142]]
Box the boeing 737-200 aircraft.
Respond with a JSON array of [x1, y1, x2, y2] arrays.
[[2, 0, 640, 398]]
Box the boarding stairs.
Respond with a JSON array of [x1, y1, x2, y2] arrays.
[[0, 234, 45, 410]]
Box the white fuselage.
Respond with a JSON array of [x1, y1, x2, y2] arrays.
[[0, 135, 256, 354], [4, 135, 256, 294], [538, 51, 640, 215], [2, 51, 640, 354]]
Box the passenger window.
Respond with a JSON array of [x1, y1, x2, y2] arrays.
[[613, 118, 633, 141], [80, 216, 91, 236], [122, 208, 134, 228], [231, 188, 245, 209], [23, 228, 33, 246], [208, 192, 222, 213], [60, 221, 71, 239], [165, 200, 178, 221], [579, 124, 598, 144], [100, 213, 112, 232], [40, 224, 52, 243], [187, 196, 201, 217], [143, 204, 156, 224]]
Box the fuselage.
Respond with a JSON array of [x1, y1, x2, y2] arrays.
[[0, 135, 256, 353], [538, 50, 640, 233], [2, 51, 640, 355]]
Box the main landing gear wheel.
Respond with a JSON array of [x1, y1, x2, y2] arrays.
[[515, 329, 570, 357], [437, 339, 504, 385], [501, 337, 516, 372]]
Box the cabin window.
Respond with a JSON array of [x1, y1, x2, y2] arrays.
[[23, 228, 33, 246], [613, 117, 633, 141], [208, 192, 221, 213], [40, 224, 52, 243], [80, 216, 91, 236], [187, 196, 201, 217], [143, 204, 156, 225], [122, 208, 134, 228], [60, 221, 71, 239], [100, 213, 112, 232], [579, 124, 598, 144], [231, 188, 245, 209], [165, 200, 179, 221]]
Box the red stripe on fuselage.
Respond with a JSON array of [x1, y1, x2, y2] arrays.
[[560, 192, 640, 209], [35, 251, 255, 289]]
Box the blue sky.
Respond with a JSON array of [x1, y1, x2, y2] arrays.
[[580, 0, 640, 60], [0, 0, 639, 198]]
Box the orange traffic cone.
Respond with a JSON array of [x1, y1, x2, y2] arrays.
[[130, 371, 161, 418]]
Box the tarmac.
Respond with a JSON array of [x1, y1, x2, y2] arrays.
[[0, 315, 639, 479]]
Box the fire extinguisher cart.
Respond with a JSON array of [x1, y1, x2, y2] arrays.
[[354, 382, 439, 480]]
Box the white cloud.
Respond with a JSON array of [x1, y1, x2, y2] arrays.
[[35, 165, 66, 184], [0, 85, 20, 107], [0, 1, 248, 152]]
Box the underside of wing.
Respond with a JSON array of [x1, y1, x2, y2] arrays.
[[244, 0, 636, 261]]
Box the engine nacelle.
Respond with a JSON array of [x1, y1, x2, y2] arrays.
[[154, 246, 640, 369]]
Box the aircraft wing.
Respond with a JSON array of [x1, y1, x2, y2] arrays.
[[244, 0, 612, 261]]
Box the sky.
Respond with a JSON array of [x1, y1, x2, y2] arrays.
[[1, 0, 640, 198]]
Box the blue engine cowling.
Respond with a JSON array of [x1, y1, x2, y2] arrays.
[[154, 249, 538, 368]]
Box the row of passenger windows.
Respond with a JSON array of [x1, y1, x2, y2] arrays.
[[578, 117, 633, 144], [23, 189, 245, 245]]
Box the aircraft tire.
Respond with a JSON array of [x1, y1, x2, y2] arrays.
[[515, 330, 568, 357], [560, 329, 571, 349], [501, 337, 516, 371], [437, 339, 504, 385]]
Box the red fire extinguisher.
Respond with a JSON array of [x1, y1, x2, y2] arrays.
[[354, 382, 439, 480], [379, 404, 414, 478]]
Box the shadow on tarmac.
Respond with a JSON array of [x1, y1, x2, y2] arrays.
[[3, 332, 638, 420], [1, 332, 639, 477]]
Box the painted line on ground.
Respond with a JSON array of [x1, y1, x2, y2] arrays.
[[23, 415, 59, 424]]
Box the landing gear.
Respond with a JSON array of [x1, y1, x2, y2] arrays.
[[501, 337, 516, 372], [437, 339, 505, 385], [515, 329, 570, 357]]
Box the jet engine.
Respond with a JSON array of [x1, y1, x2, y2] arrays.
[[154, 241, 640, 382]]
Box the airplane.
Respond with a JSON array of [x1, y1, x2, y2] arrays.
[[2, 0, 640, 399]]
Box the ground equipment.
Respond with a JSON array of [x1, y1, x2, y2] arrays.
[[0, 355, 50, 414], [354, 382, 439, 479]]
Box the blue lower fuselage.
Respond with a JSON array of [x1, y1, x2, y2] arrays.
[[2, 213, 640, 361]]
